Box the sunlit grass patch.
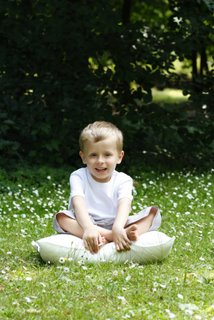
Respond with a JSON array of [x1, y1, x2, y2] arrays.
[[0, 166, 213, 319], [152, 88, 189, 104]]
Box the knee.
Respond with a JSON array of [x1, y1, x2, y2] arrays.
[[56, 212, 66, 225], [149, 207, 161, 230], [150, 206, 158, 216]]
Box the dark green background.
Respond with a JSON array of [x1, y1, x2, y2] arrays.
[[0, 0, 213, 169]]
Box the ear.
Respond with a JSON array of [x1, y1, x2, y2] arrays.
[[79, 151, 86, 164], [117, 150, 124, 164]]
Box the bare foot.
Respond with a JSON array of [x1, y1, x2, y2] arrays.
[[98, 236, 109, 248], [126, 224, 139, 241]]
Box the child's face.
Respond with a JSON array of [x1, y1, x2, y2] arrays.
[[79, 137, 124, 182]]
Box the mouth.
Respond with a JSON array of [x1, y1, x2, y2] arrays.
[[95, 168, 107, 173]]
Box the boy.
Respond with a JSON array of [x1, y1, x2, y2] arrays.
[[54, 121, 161, 254]]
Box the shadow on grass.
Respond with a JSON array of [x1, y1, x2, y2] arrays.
[[26, 251, 49, 268]]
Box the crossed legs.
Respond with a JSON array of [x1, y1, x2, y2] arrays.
[[56, 206, 158, 242]]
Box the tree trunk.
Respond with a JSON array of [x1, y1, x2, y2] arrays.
[[192, 50, 198, 82], [122, 0, 132, 25], [200, 47, 208, 76]]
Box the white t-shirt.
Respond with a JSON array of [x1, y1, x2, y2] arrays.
[[68, 167, 133, 225]]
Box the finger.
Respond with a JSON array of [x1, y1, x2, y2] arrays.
[[84, 240, 90, 251], [123, 240, 131, 250], [92, 241, 99, 253], [84, 239, 94, 253], [116, 240, 130, 252], [98, 234, 104, 246], [87, 239, 98, 254], [122, 243, 131, 251], [124, 235, 132, 245]]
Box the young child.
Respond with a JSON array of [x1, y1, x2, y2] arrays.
[[54, 121, 161, 254]]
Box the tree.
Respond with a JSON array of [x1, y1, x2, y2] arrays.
[[168, 0, 213, 109], [0, 0, 213, 167]]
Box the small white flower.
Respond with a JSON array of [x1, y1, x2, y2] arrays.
[[165, 309, 176, 319], [39, 282, 46, 288], [186, 194, 194, 199], [177, 293, 183, 299], [199, 257, 205, 261], [118, 296, 126, 304], [32, 189, 39, 196], [25, 277, 32, 281], [179, 303, 199, 316], [125, 275, 131, 281], [96, 285, 103, 290], [129, 310, 135, 317], [59, 257, 65, 264], [185, 242, 191, 247], [82, 265, 88, 270], [25, 297, 32, 303]]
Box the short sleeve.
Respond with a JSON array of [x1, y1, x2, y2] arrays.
[[117, 174, 133, 201], [68, 170, 85, 209]]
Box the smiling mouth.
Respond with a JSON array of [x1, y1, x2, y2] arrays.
[[95, 168, 107, 173]]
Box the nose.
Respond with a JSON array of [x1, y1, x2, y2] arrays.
[[97, 155, 104, 163]]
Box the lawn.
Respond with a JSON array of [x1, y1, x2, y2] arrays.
[[152, 88, 189, 104], [0, 166, 213, 320]]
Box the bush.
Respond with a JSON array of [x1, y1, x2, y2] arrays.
[[0, 1, 213, 168]]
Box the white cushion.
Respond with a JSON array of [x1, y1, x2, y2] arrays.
[[32, 231, 175, 264]]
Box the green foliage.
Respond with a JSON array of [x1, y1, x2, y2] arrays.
[[121, 102, 214, 170], [0, 0, 213, 168], [168, 0, 214, 109]]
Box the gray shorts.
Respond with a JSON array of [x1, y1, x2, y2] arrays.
[[53, 206, 161, 233]]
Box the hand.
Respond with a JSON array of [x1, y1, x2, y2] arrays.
[[83, 227, 103, 254], [112, 226, 131, 252]]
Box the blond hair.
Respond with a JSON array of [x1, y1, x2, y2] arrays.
[[79, 121, 123, 152]]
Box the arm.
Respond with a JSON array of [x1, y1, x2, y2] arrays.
[[72, 195, 94, 230], [72, 195, 103, 253], [112, 197, 132, 251], [113, 197, 132, 228]]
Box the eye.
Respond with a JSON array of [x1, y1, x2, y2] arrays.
[[89, 153, 97, 157], [105, 153, 112, 157]]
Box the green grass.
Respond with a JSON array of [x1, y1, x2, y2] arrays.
[[152, 88, 189, 104], [0, 166, 213, 320]]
